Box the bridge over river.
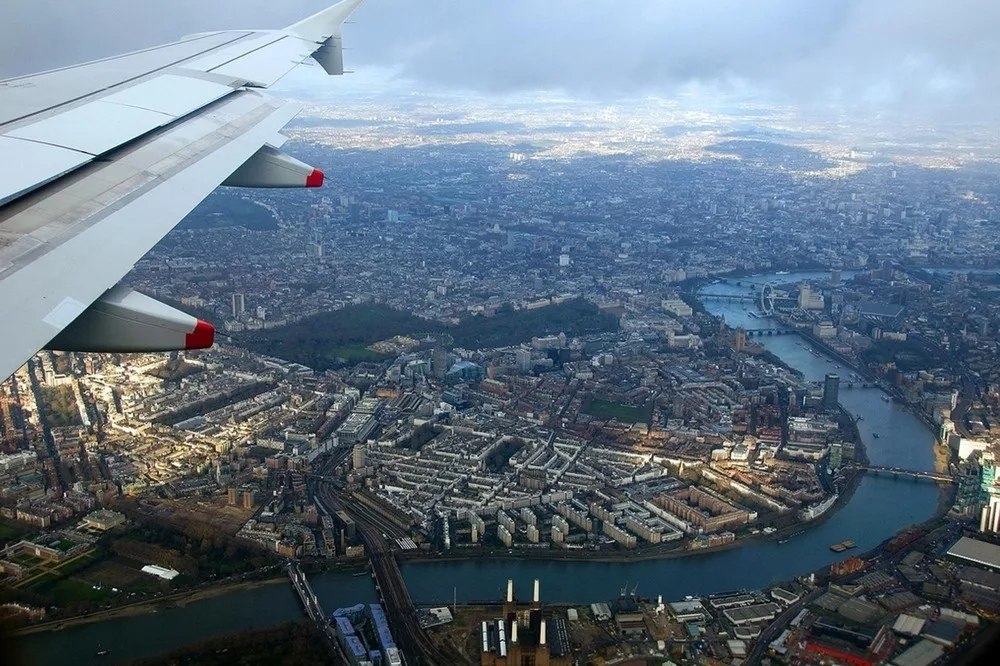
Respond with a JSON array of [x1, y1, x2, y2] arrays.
[[848, 464, 954, 484]]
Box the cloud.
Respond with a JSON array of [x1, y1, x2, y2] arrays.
[[1, 0, 997, 123]]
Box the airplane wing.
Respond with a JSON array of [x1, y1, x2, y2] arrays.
[[0, 0, 365, 381]]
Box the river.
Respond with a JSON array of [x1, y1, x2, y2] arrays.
[[13, 269, 942, 664]]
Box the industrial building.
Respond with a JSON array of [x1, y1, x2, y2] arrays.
[[722, 602, 781, 626], [337, 412, 378, 444], [946, 536, 1000, 571], [892, 639, 944, 666], [668, 600, 708, 623], [480, 579, 571, 666]]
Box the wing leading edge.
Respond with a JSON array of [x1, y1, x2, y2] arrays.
[[0, 0, 365, 381]]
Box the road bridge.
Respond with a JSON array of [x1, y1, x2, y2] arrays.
[[849, 465, 954, 483]]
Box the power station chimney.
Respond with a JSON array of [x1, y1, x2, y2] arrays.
[[982, 505, 991, 532], [533, 578, 540, 604], [506, 579, 514, 604], [511, 620, 518, 643], [540, 618, 547, 645]]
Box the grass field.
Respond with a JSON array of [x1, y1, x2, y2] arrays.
[[583, 399, 649, 423], [19, 570, 59, 590], [0, 519, 26, 543], [331, 344, 391, 363], [12, 552, 43, 566], [79, 559, 148, 589], [41, 578, 113, 605], [51, 550, 102, 576]]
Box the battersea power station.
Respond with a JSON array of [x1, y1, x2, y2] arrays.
[[480, 579, 572, 666]]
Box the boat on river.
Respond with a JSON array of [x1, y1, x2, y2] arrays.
[[778, 529, 805, 545], [829, 540, 857, 553]]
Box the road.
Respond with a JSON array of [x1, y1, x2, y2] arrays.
[[746, 588, 823, 664], [26, 358, 68, 490]]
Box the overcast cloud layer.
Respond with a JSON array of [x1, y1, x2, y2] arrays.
[[1, 0, 997, 123]]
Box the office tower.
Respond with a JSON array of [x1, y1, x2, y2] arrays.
[[823, 373, 840, 410], [433, 348, 449, 378], [516, 348, 532, 373], [231, 292, 245, 318]]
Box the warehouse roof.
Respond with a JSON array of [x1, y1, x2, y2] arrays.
[[947, 536, 1000, 570], [892, 614, 926, 637], [723, 602, 780, 625], [893, 639, 944, 666]]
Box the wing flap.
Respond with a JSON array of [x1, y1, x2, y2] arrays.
[[98, 74, 233, 117], [0, 31, 252, 127], [4, 72, 236, 159], [6, 100, 173, 155], [206, 35, 317, 88], [0, 137, 91, 206]]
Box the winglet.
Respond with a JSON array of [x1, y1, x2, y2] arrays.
[[288, 0, 365, 43]]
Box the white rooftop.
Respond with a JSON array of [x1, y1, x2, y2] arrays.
[[947, 536, 1000, 570], [141, 564, 179, 580], [893, 613, 926, 637]]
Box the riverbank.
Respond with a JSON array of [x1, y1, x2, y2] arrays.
[[10, 555, 368, 637], [10, 576, 290, 636], [399, 461, 871, 568]]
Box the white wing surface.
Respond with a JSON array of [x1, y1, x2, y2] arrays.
[[0, 0, 365, 381]]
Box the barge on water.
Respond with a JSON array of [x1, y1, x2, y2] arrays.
[[830, 539, 857, 553]]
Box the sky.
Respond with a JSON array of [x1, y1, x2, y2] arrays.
[[1, 0, 997, 124]]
